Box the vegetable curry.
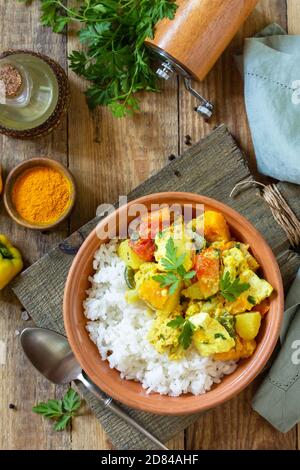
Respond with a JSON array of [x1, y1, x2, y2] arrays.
[[117, 208, 273, 362]]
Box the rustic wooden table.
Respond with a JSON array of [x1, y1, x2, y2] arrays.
[[0, 0, 299, 451]]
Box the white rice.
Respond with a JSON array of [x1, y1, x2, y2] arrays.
[[84, 240, 237, 397]]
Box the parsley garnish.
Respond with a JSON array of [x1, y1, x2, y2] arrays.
[[19, 0, 178, 117], [220, 272, 250, 302], [32, 388, 82, 431], [167, 316, 196, 350], [247, 295, 256, 305], [153, 238, 195, 294]]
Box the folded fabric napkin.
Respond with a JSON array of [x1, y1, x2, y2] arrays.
[[241, 23, 300, 184], [241, 22, 300, 433], [252, 268, 300, 432]]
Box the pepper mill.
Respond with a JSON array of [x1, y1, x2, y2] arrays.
[[0, 50, 70, 139], [145, 0, 259, 119]]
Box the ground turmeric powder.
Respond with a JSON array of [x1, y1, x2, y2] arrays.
[[12, 166, 71, 225]]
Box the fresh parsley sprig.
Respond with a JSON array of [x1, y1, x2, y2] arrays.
[[220, 271, 250, 302], [18, 0, 178, 117], [32, 388, 82, 431], [167, 316, 196, 350], [153, 238, 195, 294]]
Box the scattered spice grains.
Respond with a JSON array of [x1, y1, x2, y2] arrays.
[[184, 135, 192, 146], [12, 166, 71, 225], [0, 64, 23, 97]]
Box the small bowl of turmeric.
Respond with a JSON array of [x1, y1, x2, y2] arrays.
[[4, 158, 76, 230]]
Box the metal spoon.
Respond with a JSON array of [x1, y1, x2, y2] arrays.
[[20, 327, 168, 450]]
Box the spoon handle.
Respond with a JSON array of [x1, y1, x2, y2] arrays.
[[77, 372, 168, 450]]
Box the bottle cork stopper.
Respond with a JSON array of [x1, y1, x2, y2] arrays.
[[0, 64, 23, 97]]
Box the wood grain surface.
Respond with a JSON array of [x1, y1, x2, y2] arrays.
[[0, 0, 299, 450]]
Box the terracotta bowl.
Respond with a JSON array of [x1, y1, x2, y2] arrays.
[[64, 192, 284, 415], [4, 157, 76, 230]]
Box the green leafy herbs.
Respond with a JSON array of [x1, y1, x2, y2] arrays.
[[247, 295, 256, 305], [153, 238, 195, 294], [18, 0, 177, 117], [32, 388, 82, 431], [220, 271, 250, 302], [167, 316, 196, 350]]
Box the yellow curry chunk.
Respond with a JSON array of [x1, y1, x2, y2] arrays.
[[222, 247, 247, 280], [117, 207, 274, 363], [204, 211, 231, 242], [222, 245, 259, 281], [182, 283, 203, 300], [225, 269, 273, 314], [138, 278, 181, 313], [190, 312, 235, 356], [214, 336, 256, 361], [239, 243, 260, 271], [117, 239, 145, 269], [235, 312, 261, 341], [148, 309, 184, 359]]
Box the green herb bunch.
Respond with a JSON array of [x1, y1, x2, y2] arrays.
[[153, 238, 196, 295], [18, 0, 177, 117], [220, 271, 250, 302], [167, 316, 196, 350], [32, 388, 82, 431]]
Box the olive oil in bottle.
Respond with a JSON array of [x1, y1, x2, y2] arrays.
[[0, 50, 69, 138]]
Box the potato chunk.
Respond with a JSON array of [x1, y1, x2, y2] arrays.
[[190, 312, 235, 357], [235, 312, 261, 340], [213, 337, 256, 361]]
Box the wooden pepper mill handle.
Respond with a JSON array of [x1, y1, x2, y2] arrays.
[[145, 0, 259, 81]]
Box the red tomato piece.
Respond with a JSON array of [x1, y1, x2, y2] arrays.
[[194, 248, 220, 298], [129, 238, 155, 262], [195, 248, 220, 281], [252, 298, 270, 317]]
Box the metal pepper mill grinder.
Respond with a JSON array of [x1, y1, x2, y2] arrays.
[[145, 0, 259, 119]]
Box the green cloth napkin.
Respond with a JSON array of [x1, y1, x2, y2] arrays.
[[240, 23, 300, 432], [242, 23, 300, 184], [252, 269, 300, 432]]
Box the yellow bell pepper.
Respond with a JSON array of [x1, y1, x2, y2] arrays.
[[0, 234, 23, 290]]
